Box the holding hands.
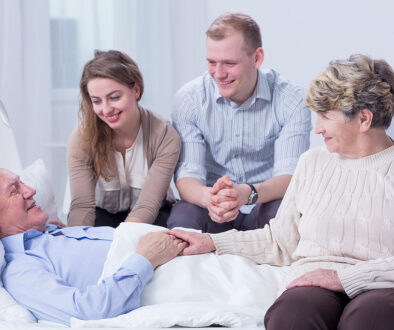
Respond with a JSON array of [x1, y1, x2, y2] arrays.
[[136, 232, 188, 269], [166, 229, 216, 256], [208, 175, 251, 223]]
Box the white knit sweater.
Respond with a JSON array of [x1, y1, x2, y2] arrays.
[[211, 145, 394, 298]]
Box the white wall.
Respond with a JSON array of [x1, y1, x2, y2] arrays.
[[184, 0, 394, 147]]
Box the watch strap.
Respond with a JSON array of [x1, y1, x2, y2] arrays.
[[247, 184, 258, 205]]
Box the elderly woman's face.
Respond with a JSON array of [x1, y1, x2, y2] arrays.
[[314, 110, 361, 157]]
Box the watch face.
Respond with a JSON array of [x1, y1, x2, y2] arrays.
[[247, 184, 258, 205], [250, 192, 258, 204]]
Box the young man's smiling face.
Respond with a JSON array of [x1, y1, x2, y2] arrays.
[[0, 169, 48, 238], [206, 30, 263, 106]]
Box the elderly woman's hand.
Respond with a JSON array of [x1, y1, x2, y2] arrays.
[[166, 229, 215, 256], [286, 269, 345, 293]]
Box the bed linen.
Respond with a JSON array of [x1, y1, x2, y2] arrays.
[[71, 223, 290, 328]]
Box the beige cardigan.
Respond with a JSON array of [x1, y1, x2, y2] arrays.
[[66, 106, 181, 226], [211, 145, 394, 298]]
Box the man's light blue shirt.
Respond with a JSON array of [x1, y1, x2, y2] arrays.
[[172, 69, 311, 191], [1, 224, 153, 325]]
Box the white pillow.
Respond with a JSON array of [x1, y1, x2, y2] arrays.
[[20, 159, 59, 222], [73, 223, 290, 328]]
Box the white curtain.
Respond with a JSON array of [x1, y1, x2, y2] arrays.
[[0, 0, 52, 169], [50, 0, 209, 118]]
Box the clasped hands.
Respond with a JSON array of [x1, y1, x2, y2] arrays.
[[207, 175, 251, 223]]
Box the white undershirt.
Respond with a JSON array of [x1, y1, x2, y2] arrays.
[[95, 127, 148, 213]]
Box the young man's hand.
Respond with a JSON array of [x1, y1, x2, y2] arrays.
[[208, 175, 251, 223]]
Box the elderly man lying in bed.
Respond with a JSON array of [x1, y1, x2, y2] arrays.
[[169, 54, 394, 330], [0, 168, 186, 326]]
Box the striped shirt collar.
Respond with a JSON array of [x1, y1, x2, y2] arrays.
[[213, 69, 272, 107]]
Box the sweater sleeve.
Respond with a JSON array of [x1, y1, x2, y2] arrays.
[[127, 117, 181, 223], [337, 256, 394, 298], [66, 127, 97, 226], [210, 153, 307, 266]]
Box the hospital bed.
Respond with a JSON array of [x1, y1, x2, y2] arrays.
[[0, 99, 289, 328]]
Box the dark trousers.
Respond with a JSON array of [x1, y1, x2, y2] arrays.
[[94, 202, 171, 228], [166, 199, 282, 233], [265, 286, 394, 330]]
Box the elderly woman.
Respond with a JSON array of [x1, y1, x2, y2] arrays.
[[168, 54, 394, 329], [67, 50, 180, 227]]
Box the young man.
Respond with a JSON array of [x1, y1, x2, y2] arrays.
[[0, 168, 186, 325], [168, 11, 311, 233]]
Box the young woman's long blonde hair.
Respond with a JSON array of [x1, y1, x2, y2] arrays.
[[79, 50, 144, 180]]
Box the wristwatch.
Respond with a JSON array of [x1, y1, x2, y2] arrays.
[[246, 184, 258, 205]]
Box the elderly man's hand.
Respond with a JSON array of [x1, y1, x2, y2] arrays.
[[166, 229, 215, 256], [136, 232, 187, 269], [48, 221, 67, 227], [286, 269, 345, 292]]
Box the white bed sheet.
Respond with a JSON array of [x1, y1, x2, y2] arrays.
[[1, 224, 289, 329], [71, 223, 289, 328]]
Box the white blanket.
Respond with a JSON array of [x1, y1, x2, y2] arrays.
[[71, 223, 289, 328]]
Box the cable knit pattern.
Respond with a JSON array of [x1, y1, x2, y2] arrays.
[[211, 145, 394, 298]]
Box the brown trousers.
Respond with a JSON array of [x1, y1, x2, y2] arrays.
[[265, 286, 394, 330]]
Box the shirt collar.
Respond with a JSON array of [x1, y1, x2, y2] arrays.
[[255, 69, 272, 102], [213, 69, 272, 106], [1, 224, 63, 253]]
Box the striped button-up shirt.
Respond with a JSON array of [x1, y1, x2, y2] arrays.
[[172, 69, 311, 189]]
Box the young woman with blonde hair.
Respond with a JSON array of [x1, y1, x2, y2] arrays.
[[67, 50, 180, 227]]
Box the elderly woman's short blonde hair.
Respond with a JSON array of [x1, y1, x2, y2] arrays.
[[306, 54, 394, 129]]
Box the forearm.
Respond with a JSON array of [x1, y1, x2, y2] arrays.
[[210, 227, 295, 266], [254, 174, 292, 203], [67, 128, 97, 226], [125, 217, 145, 223], [176, 177, 211, 208], [337, 256, 394, 298], [128, 125, 181, 223], [68, 200, 96, 226], [3, 255, 153, 325]]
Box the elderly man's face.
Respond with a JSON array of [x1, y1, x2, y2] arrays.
[[0, 169, 48, 238]]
